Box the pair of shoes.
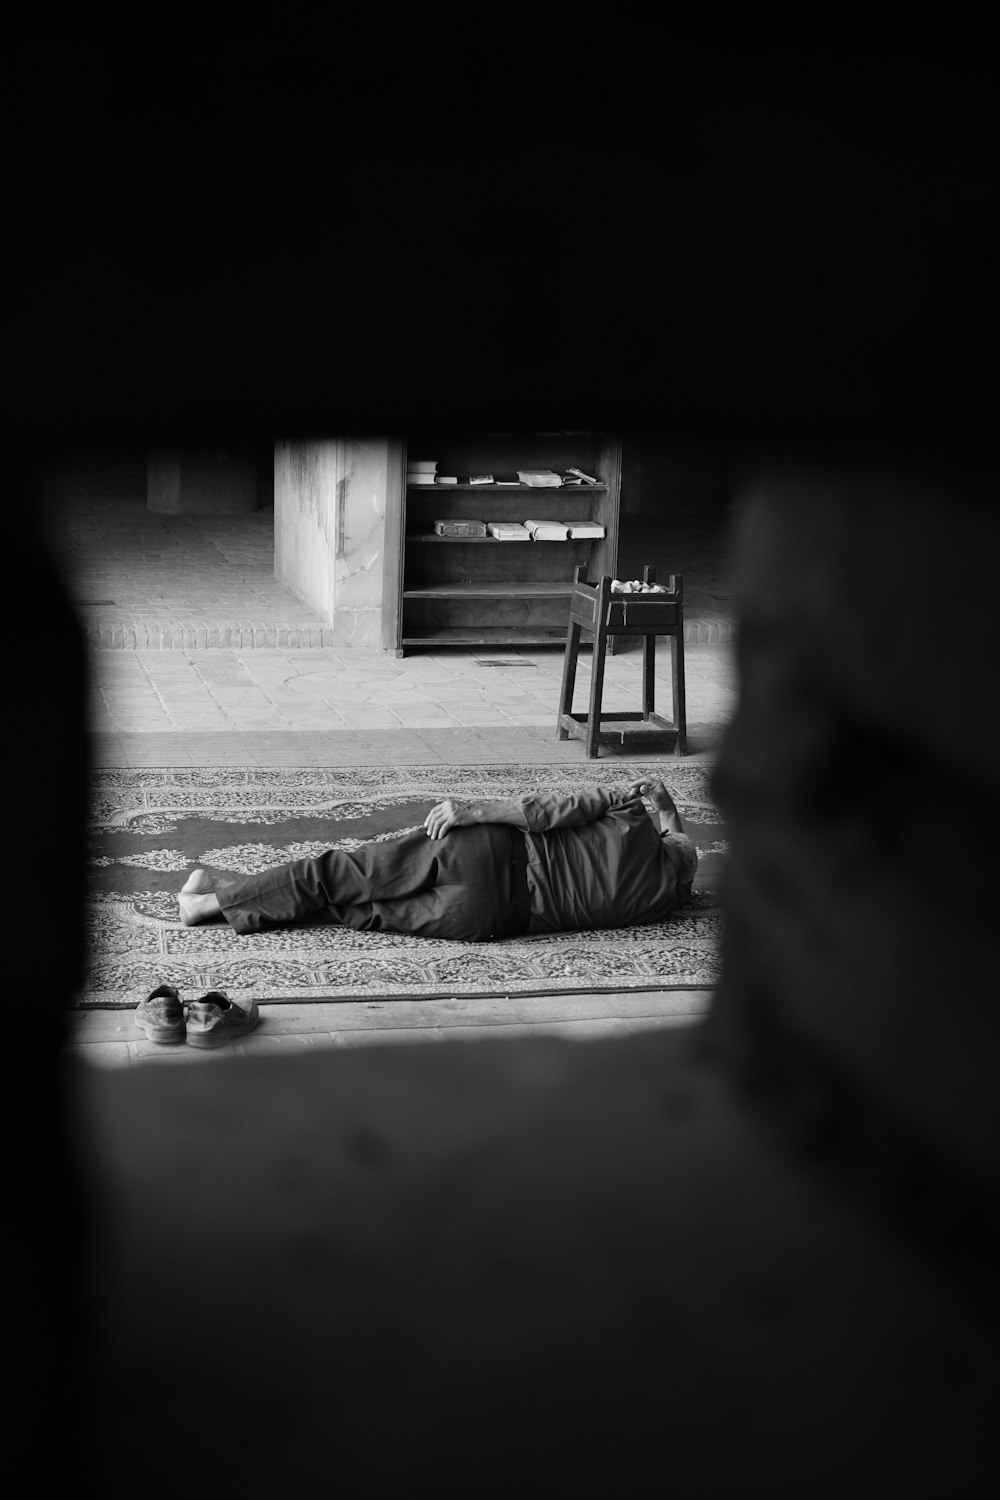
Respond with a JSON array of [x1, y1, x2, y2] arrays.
[[134, 986, 259, 1048]]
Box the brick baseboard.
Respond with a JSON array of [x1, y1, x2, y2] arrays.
[[83, 619, 737, 650]]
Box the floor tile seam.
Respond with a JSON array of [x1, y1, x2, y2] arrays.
[[90, 649, 735, 673], [98, 665, 693, 683], [93, 690, 731, 710], [94, 668, 727, 693], [91, 737, 580, 751], [93, 712, 729, 733], [100, 731, 554, 745], [146, 681, 569, 708]]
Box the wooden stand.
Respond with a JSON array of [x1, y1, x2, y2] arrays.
[[557, 566, 687, 758]]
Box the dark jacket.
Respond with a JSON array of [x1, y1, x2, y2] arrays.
[[505, 789, 680, 933]]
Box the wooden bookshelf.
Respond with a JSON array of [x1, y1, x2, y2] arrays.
[[385, 433, 621, 654]]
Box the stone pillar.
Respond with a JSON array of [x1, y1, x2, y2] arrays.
[[274, 437, 399, 647], [147, 447, 259, 513], [707, 451, 1000, 1210]]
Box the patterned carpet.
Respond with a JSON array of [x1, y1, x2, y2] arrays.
[[82, 763, 726, 1008]]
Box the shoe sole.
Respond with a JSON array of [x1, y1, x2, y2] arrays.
[[135, 1021, 185, 1044], [185, 1017, 259, 1049]]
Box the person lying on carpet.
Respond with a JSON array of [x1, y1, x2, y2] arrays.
[[177, 778, 698, 944]]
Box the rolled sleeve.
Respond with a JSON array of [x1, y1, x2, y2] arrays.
[[518, 786, 628, 833]]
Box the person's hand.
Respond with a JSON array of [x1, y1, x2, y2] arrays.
[[423, 798, 474, 839], [626, 778, 675, 811]]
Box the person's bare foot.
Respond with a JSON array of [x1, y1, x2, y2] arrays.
[[178, 870, 223, 926]]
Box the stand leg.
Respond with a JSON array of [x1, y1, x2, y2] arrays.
[[642, 632, 655, 720], [672, 631, 688, 755], [557, 621, 582, 740], [587, 627, 608, 758]]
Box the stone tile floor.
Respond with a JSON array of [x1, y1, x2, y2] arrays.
[[58, 461, 738, 1064], [87, 640, 737, 764]]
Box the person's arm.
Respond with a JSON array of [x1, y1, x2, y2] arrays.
[[423, 786, 630, 840], [626, 778, 685, 837]]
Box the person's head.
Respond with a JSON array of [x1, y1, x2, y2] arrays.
[[662, 831, 698, 904]]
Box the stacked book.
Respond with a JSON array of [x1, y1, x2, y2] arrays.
[[525, 519, 570, 540], [486, 521, 531, 541], [433, 519, 487, 538], [523, 519, 606, 540], [515, 468, 602, 488], [489, 519, 607, 541], [407, 465, 601, 489], [407, 459, 438, 486], [517, 469, 563, 487]]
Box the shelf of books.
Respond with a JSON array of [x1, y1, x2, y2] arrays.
[[392, 432, 621, 652]]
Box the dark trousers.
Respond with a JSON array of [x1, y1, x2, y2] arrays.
[[215, 824, 532, 942]]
